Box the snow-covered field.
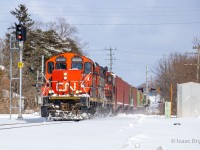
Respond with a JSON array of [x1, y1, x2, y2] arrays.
[[0, 114, 200, 150]]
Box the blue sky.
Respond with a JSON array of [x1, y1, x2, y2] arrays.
[[1, 0, 200, 86]]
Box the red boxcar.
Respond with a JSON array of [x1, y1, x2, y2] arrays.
[[115, 76, 123, 105], [123, 81, 130, 105], [114, 76, 130, 112], [133, 88, 138, 109]]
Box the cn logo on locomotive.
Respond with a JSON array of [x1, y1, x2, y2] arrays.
[[56, 82, 77, 92]]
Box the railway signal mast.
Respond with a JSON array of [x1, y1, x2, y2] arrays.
[[16, 23, 26, 119]]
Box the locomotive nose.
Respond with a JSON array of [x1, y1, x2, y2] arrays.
[[51, 69, 82, 95]]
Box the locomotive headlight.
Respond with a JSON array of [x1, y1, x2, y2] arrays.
[[49, 90, 54, 94], [64, 72, 67, 80], [75, 90, 79, 94]]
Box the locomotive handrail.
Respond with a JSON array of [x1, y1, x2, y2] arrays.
[[81, 72, 92, 85], [41, 72, 49, 84], [80, 72, 92, 94], [42, 85, 50, 95]]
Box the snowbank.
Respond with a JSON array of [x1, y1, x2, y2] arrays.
[[0, 114, 200, 150]]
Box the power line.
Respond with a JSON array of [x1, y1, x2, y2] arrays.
[[2, 7, 200, 12], [116, 59, 151, 66], [0, 21, 13, 22], [1, 21, 200, 25], [38, 14, 200, 18], [16, 13, 200, 18], [2, 5, 200, 9], [118, 50, 164, 56], [2, 10, 200, 18], [71, 22, 200, 26], [24, 9, 200, 14]]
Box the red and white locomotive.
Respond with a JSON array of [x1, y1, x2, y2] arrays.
[[41, 52, 144, 120]]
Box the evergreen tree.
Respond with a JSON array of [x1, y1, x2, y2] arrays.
[[10, 4, 34, 30]]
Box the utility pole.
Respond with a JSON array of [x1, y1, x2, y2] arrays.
[[41, 55, 44, 104], [145, 66, 149, 95], [42, 55, 44, 85], [185, 46, 200, 83], [194, 46, 200, 83], [170, 83, 173, 116], [105, 47, 116, 72], [145, 66, 149, 105]]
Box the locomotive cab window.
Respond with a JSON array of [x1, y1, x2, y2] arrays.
[[84, 62, 92, 74], [56, 62, 67, 69], [72, 62, 83, 70], [47, 62, 54, 74], [71, 57, 83, 70], [55, 56, 67, 69]]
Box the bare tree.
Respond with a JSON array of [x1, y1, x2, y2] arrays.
[[46, 18, 88, 52], [154, 52, 196, 115], [48, 17, 77, 40], [193, 37, 200, 46]]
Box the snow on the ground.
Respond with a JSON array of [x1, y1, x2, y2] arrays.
[[0, 113, 200, 150]]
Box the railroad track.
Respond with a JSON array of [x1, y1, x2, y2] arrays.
[[0, 121, 72, 130]]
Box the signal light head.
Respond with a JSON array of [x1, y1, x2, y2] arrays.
[[16, 24, 26, 42], [18, 35, 22, 39]]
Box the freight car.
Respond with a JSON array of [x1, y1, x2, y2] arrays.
[[41, 52, 145, 120]]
